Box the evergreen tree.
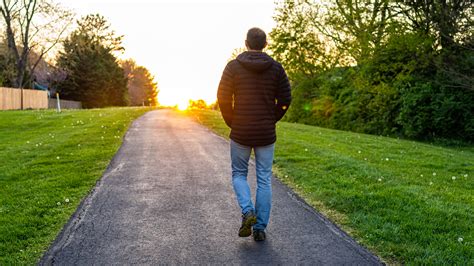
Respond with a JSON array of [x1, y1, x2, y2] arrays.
[[56, 14, 128, 108], [121, 59, 158, 106]]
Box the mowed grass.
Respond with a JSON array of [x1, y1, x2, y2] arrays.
[[187, 109, 474, 265], [0, 107, 152, 264]]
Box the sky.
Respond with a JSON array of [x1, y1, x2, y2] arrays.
[[56, 0, 277, 108]]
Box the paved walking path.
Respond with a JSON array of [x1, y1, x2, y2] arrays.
[[41, 109, 382, 265]]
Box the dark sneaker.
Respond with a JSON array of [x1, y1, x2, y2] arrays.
[[253, 230, 266, 241], [238, 211, 257, 237]]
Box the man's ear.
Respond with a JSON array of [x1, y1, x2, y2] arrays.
[[264, 41, 268, 49]]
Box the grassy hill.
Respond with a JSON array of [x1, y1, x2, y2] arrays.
[[187, 109, 473, 265], [0, 107, 152, 264]]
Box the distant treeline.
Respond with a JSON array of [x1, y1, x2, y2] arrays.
[[269, 0, 473, 142]]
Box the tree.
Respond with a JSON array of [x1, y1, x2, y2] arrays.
[[270, 0, 415, 70], [121, 59, 158, 106], [394, 0, 474, 92], [0, 39, 16, 87], [395, 0, 473, 50], [322, 0, 396, 63], [0, 0, 73, 88], [269, 1, 341, 79], [188, 99, 208, 110], [56, 14, 128, 108]]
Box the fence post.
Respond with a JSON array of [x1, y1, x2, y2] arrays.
[[56, 92, 61, 112], [20, 87, 24, 110]]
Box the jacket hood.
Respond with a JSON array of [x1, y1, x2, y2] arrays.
[[236, 51, 273, 73]]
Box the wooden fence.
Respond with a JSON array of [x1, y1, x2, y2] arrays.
[[0, 87, 82, 110], [48, 98, 82, 109], [0, 87, 48, 110]]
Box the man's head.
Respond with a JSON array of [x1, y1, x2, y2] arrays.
[[245, 27, 267, 51]]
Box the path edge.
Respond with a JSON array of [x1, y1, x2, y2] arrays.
[[38, 112, 150, 266]]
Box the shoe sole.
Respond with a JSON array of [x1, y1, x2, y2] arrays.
[[238, 216, 257, 237]]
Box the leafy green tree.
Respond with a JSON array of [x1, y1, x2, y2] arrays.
[[269, 0, 341, 79], [56, 14, 128, 108], [323, 0, 396, 63], [395, 1, 473, 50]]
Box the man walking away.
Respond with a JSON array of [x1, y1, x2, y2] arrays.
[[217, 27, 291, 241]]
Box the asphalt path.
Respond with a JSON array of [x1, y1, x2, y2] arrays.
[[40, 109, 382, 265]]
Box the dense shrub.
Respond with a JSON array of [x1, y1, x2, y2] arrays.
[[284, 33, 474, 142]]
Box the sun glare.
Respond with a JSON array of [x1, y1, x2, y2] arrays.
[[177, 101, 189, 111]]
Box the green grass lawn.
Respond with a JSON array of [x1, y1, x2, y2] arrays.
[[187, 109, 474, 265], [0, 107, 152, 264]]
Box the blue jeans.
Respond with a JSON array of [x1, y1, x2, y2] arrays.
[[230, 140, 275, 231]]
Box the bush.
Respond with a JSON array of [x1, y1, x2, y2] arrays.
[[283, 32, 474, 142]]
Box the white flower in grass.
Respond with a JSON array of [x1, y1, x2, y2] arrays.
[[57, 202, 61, 206], [464, 174, 468, 177], [65, 198, 70, 203], [364, 158, 367, 160], [27, 141, 30, 144], [458, 237, 463, 243], [385, 158, 389, 161], [358, 150, 361, 154], [101, 125, 104, 128], [420, 174, 424, 177], [378, 178, 382, 182], [78, 144, 81, 147], [56, 156, 60, 160], [304, 148, 308, 152], [452, 176, 456, 180], [36, 144, 39, 147], [285, 175, 288, 178], [433, 172, 436, 176], [101, 136, 104, 140], [429, 181, 433, 185]]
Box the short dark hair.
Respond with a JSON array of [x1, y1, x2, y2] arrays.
[[246, 27, 266, 50]]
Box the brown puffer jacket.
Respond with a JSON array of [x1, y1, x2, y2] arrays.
[[217, 51, 291, 147]]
